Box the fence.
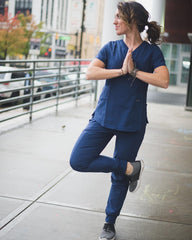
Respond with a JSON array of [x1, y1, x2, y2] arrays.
[[0, 59, 97, 123]]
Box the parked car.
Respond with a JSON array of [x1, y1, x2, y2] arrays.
[[0, 66, 42, 106], [35, 70, 58, 98], [35, 70, 74, 98], [65, 71, 93, 95], [22, 73, 42, 110], [0, 67, 26, 101]]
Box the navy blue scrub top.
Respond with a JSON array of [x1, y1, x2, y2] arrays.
[[93, 40, 166, 132]]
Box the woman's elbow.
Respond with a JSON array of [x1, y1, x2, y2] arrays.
[[86, 68, 94, 80], [160, 73, 169, 89], [161, 81, 169, 89], [164, 83, 169, 89], [163, 77, 169, 89], [86, 70, 91, 80], [163, 68, 169, 89]]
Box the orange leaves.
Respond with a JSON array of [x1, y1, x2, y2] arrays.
[[0, 11, 42, 59]]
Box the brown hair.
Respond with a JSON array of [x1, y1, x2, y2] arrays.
[[117, 1, 161, 44]]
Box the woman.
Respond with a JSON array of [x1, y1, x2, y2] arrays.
[[70, 1, 169, 239]]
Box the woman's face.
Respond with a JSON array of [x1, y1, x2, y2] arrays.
[[113, 9, 131, 35]]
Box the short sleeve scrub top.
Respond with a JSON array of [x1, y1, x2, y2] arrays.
[[93, 40, 166, 132]]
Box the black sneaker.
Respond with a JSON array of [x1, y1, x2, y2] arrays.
[[128, 160, 144, 193], [99, 223, 116, 240]]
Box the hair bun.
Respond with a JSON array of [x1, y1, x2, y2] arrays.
[[146, 21, 151, 27]]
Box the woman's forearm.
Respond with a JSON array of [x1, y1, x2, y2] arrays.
[[136, 67, 169, 89], [86, 66, 123, 80], [86, 59, 169, 89]]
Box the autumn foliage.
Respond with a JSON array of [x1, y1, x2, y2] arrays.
[[0, 9, 43, 59], [17, 11, 44, 58]]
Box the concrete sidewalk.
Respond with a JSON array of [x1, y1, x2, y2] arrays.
[[0, 98, 192, 240]]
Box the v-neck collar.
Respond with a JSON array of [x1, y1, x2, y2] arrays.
[[121, 39, 145, 53]]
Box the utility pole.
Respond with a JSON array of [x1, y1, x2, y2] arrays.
[[75, 31, 79, 59], [186, 33, 192, 111], [79, 0, 86, 59]]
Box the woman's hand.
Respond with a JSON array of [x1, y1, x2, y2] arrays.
[[127, 48, 134, 74], [122, 48, 134, 74]]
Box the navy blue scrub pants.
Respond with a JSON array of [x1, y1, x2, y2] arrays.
[[70, 118, 146, 224]]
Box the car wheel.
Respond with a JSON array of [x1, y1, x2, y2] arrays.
[[34, 88, 42, 101], [10, 91, 19, 105], [45, 93, 51, 98]]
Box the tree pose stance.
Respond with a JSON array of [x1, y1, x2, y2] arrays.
[[70, 1, 169, 239]]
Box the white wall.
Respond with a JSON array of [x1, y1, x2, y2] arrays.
[[137, 0, 165, 26], [32, 0, 42, 24], [101, 0, 122, 46], [8, 0, 15, 17]]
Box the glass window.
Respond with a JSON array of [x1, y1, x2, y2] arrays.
[[181, 56, 190, 83], [40, 0, 44, 21], [161, 43, 191, 86], [169, 74, 177, 85], [29, 0, 32, 8], [45, 0, 49, 25], [15, 0, 32, 15], [182, 44, 191, 52], [60, 0, 65, 30], [170, 60, 177, 72], [61, 40, 65, 47], [171, 44, 178, 58], [161, 43, 171, 58], [0, 0, 4, 7], [165, 60, 170, 69], [20, 0, 24, 8], [64, 0, 68, 31], [50, 0, 54, 27], [56, 0, 60, 29]]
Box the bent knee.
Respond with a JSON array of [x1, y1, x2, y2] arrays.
[[70, 156, 87, 172], [69, 156, 79, 171]]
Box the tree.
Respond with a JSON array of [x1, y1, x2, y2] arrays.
[[17, 11, 45, 59], [0, 10, 27, 60], [0, 10, 45, 60]]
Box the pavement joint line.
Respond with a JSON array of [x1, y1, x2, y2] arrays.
[[143, 140, 192, 149], [120, 212, 192, 226], [0, 195, 32, 202], [0, 201, 34, 233], [0, 166, 191, 231], [35, 200, 192, 227], [0, 167, 72, 231], [0, 203, 39, 237], [143, 167, 192, 177]]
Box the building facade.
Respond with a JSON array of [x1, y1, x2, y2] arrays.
[[5, 0, 104, 60], [161, 0, 192, 86]]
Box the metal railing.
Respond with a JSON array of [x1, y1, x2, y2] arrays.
[[0, 59, 97, 123]]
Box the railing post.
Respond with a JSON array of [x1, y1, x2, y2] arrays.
[[29, 61, 36, 122], [94, 80, 98, 103], [75, 60, 81, 106], [56, 60, 61, 113]]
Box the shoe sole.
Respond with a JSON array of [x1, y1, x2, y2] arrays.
[[131, 159, 145, 193]]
